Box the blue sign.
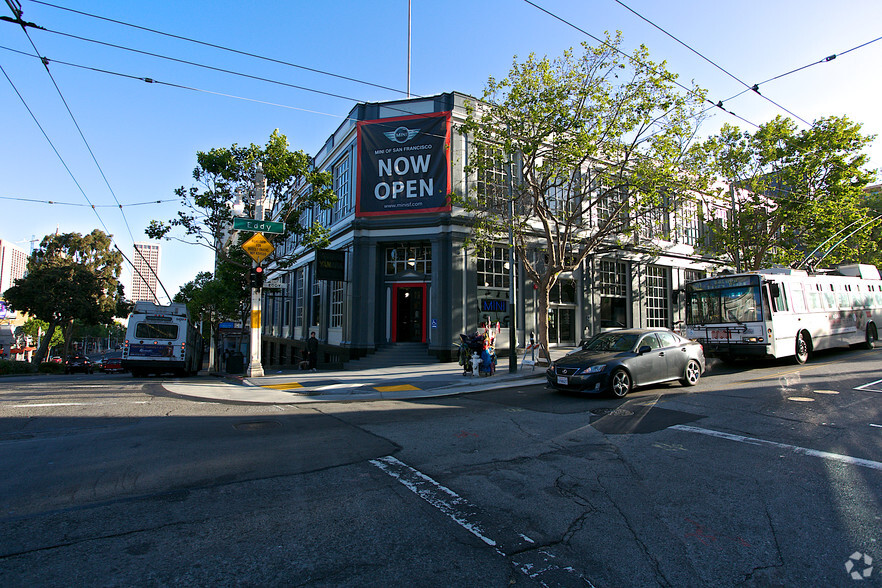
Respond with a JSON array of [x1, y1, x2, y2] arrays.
[[431, 319, 438, 329], [481, 299, 507, 313]]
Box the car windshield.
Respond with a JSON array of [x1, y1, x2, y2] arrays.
[[583, 332, 638, 352]]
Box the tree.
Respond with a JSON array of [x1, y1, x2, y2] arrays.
[[174, 263, 244, 370], [16, 318, 64, 353], [147, 130, 336, 279], [4, 230, 128, 364], [456, 34, 710, 361], [702, 115, 877, 270]]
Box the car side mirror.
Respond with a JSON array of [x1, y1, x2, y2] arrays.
[[638, 345, 652, 355]]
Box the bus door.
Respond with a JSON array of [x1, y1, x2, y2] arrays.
[[766, 281, 797, 356]]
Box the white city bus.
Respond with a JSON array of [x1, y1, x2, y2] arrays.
[[685, 264, 881, 364], [122, 302, 203, 377]]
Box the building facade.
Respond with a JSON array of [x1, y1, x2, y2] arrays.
[[0, 238, 27, 297], [131, 242, 161, 304], [260, 92, 727, 366]]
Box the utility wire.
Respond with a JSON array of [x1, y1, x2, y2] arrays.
[[3, 5, 170, 303], [520, 0, 757, 128], [0, 43, 451, 141], [27, 0, 413, 97], [610, 0, 810, 125], [0, 195, 178, 207]]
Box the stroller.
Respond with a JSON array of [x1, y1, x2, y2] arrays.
[[455, 332, 496, 376]]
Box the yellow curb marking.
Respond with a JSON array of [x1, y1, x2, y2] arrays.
[[262, 382, 304, 390], [374, 384, 421, 392], [787, 396, 815, 402]]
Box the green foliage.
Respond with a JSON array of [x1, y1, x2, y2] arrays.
[[0, 359, 38, 375], [702, 115, 877, 270], [455, 33, 710, 357], [38, 362, 65, 374], [147, 130, 336, 272], [3, 229, 127, 364], [16, 318, 64, 349]]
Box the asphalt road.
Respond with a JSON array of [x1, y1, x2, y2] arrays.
[[0, 347, 879, 587]]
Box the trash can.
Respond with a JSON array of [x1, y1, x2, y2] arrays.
[[226, 351, 245, 374]]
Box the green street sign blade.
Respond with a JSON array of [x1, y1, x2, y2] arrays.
[[232, 217, 285, 234]]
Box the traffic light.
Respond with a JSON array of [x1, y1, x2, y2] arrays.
[[250, 265, 265, 289]]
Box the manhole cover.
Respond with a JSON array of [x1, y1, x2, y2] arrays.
[[590, 407, 635, 417], [234, 420, 282, 431]]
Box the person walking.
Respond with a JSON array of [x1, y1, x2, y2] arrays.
[[307, 332, 319, 371]]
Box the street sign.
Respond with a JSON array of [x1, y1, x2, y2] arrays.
[[263, 280, 286, 289], [242, 233, 275, 263], [233, 217, 285, 234]]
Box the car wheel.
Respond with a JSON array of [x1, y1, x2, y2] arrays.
[[794, 331, 810, 365], [610, 369, 631, 398], [680, 359, 701, 386]]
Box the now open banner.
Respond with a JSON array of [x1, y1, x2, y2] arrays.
[[356, 111, 451, 217]]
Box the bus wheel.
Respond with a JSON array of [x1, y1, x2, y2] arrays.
[[864, 324, 878, 350], [794, 332, 810, 364]]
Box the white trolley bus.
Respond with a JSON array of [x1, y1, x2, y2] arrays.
[[685, 264, 881, 364], [122, 302, 203, 377]]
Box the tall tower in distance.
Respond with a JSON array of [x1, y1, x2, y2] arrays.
[[131, 242, 161, 304], [0, 239, 27, 296]]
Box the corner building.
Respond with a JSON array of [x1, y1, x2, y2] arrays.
[[261, 92, 725, 366]]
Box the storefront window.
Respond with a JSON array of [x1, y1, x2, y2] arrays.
[[385, 245, 431, 275], [477, 246, 511, 289]]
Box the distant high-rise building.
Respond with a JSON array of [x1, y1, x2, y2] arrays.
[[0, 239, 27, 296], [131, 242, 161, 304]]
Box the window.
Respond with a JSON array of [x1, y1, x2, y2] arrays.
[[311, 273, 321, 326], [474, 142, 507, 209], [599, 260, 628, 329], [385, 245, 432, 275], [645, 266, 669, 328], [597, 184, 628, 229], [477, 246, 511, 289], [134, 322, 178, 339], [550, 278, 576, 304], [294, 268, 305, 329], [332, 155, 352, 223], [330, 281, 344, 328]]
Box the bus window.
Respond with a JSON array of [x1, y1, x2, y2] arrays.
[[770, 283, 789, 313], [134, 322, 179, 339], [806, 285, 824, 311], [823, 285, 837, 310], [790, 282, 807, 314]]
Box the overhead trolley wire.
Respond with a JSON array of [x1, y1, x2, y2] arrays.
[[27, 0, 413, 98], [610, 0, 810, 125], [3, 3, 170, 303], [520, 0, 758, 128]]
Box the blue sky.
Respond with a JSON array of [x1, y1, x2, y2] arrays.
[[2, 0, 881, 302]]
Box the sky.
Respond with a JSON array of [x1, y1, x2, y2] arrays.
[[2, 0, 881, 303]]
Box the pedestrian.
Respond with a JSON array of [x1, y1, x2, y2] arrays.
[[307, 332, 319, 371], [223, 348, 231, 372]]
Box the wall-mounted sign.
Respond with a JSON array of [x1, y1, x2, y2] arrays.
[[356, 111, 451, 217], [315, 249, 346, 281], [481, 299, 508, 313]]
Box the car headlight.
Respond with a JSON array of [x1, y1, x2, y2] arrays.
[[580, 364, 605, 374]]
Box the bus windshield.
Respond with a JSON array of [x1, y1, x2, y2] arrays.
[[687, 285, 763, 324]]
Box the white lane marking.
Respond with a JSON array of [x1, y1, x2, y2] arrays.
[[871, 424, 882, 429], [370, 455, 594, 587], [10, 401, 149, 408], [370, 455, 499, 550], [671, 425, 882, 471], [855, 378, 882, 392]]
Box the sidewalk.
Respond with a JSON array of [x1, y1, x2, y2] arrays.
[[162, 347, 572, 404]]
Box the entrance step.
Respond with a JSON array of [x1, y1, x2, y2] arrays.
[[345, 342, 439, 370]]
